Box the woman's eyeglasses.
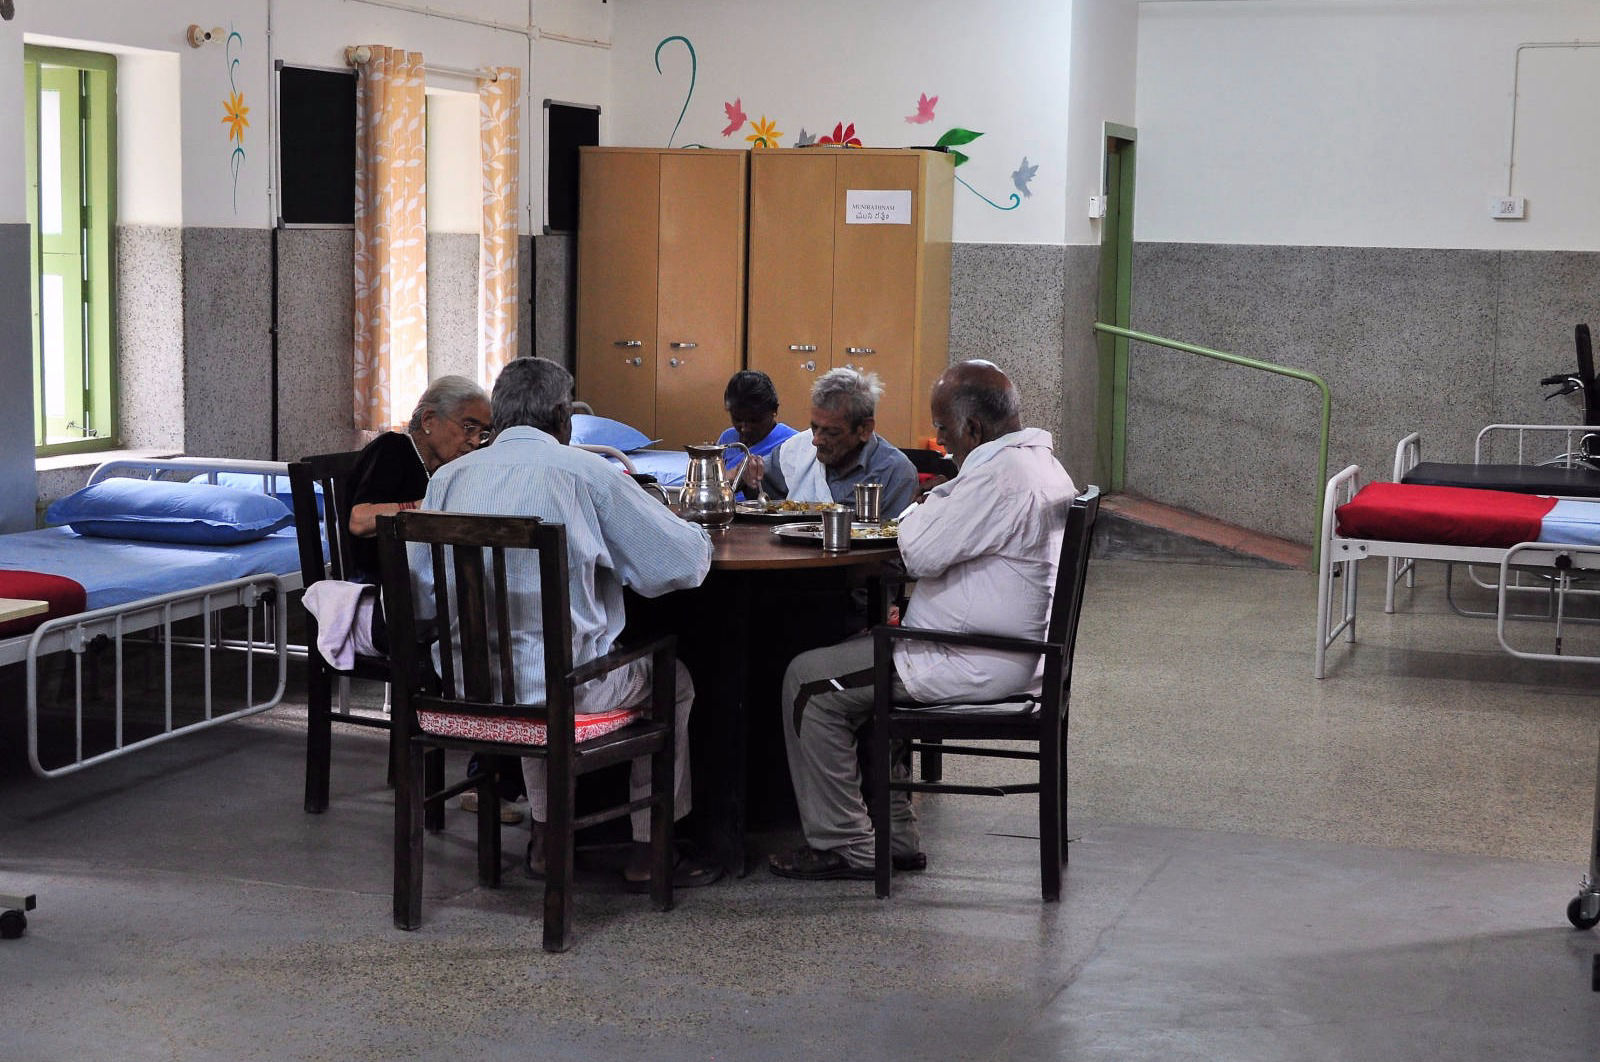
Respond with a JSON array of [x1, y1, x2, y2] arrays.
[[454, 419, 493, 446]]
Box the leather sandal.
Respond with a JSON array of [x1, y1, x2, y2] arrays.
[[768, 845, 874, 881], [622, 843, 724, 893]]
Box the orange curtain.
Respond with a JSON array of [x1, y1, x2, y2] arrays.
[[477, 67, 521, 385], [353, 46, 428, 432]]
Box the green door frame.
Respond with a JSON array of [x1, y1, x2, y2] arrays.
[[1094, 122, 1135, 490]]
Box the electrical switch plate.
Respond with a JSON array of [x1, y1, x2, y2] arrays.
[[1088, 195, 1107, 219], [1490, 196, 1526, 219]]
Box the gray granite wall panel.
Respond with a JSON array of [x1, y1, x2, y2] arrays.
[[277, 229, 357, 459], [534, 233, 574, 369], [1125, 243, 1600, 543], [182, 228, 273, 460], [117, 225, 185, 451], [1062, 244, 1102, 487], [0, 225, 36, 531], [1491, 251, 1600, 455], [518, 234, 533, 362], [427, 232, 480, 383], [950, 242, 1073, 471]]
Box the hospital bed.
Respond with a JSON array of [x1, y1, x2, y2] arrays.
[[1313, 463, 1600, 931], [0, 457, 303, 780]]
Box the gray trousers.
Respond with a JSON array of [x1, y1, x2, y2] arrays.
[[782, 635, 919, 868], [522, 659, 694, 842]]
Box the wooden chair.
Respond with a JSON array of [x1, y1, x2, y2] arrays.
[[868, 486, 1100, 900], [375, 510, 677, 952], [288, 451, 440, 818]]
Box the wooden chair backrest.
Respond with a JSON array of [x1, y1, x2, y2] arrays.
[[375, 510, 575, 720], [1043, 486, 1101, 691], [287, 450, 365, 589]]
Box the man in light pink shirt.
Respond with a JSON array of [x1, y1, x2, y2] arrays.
[[770, 360, 1079, 881]]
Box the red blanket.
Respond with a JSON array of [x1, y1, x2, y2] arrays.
[[0, 570, 88, 638], [1335, 482, 1556, 548]]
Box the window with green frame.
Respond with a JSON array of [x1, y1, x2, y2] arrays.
[[25, 45, 117, 455]]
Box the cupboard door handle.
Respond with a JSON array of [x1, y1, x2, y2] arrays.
[[788, 344, 817, 353], [846, 346, 875, 356], [801, 360, 817, 372], [669, 341, 698, 350], [614, 340, 643, 348], [668, 357, 684, 368], [623, 356, 643, 367]]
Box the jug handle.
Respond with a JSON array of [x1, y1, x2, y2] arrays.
[[724, 441, 751, 489]]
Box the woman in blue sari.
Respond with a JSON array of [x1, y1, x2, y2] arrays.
[[717, 370, 797, 491]]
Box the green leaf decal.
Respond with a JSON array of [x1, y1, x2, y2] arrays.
[[948, 149, 970, 168], [935, 127, 983, 148]]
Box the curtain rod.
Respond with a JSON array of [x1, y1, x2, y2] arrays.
[[344, 45, 501, 81]]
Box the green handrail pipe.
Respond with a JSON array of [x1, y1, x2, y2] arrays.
[[1092, 322, 1332, 570]]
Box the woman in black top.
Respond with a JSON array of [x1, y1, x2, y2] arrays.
[[344, 374, 526, 820], [345, 374, 492, 584]]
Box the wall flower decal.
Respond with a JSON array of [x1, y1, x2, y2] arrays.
[[818, 121, 862, 148], [222, 90, 250, 143], [224, 29, 246, 214], [745, 115, 782, 148]]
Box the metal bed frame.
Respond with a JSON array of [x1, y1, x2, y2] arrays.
[[1, 457, 302, 780], [1389, 426, 1600, 618], [1313, 460, 1600, 932]]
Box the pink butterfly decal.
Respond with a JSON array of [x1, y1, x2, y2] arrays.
[[905, 93, 938, 125], [721, 98, 748, 137]]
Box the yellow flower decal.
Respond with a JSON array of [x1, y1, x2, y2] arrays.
[[745, 116, 781, 149], [222, 90, 250, 144]]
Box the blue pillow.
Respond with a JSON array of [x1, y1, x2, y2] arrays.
[[569, 413, 656, 453], [46, 478, 294, 545], [188, 470, 322, 516]]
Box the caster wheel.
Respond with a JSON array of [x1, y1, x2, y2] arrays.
[[1567, 895, 1600, 931], [0, 909, 26, 939]]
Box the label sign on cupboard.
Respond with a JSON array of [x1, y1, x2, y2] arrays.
[[845, 189, 912, 225]]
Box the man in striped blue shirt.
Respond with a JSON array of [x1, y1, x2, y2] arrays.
[[416, 357, 722, 890]]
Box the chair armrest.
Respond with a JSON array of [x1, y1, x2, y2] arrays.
[[565, 635, 676, 686], [872, 623, 1059, 657]]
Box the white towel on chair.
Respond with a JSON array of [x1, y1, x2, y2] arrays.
[[302, 581, 379, 671]]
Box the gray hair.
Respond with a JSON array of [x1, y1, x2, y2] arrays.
[[491, 357, 573, 435], [408, 375, 488, 432], [945, 360, 1022, 436], [810, 367, 882, 428]]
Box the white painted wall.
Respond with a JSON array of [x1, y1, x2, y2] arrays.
[[118, 50, 184, 228], [0, 0, 614, 233], [606, 0, 1074, 246], [1067, 0, 1139, 248], [1137, 0, 1600, 250]]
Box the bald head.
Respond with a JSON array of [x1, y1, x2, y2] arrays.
[[930, 360, 1022, 466]]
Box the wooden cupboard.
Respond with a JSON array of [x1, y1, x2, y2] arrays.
[[576, 148, 747, 450], [746, 148, 954, 447]]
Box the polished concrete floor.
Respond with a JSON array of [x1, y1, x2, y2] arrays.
[[2, 557, 1597, 1060]]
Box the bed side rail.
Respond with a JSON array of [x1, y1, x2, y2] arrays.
[[1392, 432, 1422, 482], [88, 457, 291, 488], [20, 574, 289, 779], [1474, 424, 1598, 467], [1314, 465, 1363, 678], [1496, 543, 1600, 663]]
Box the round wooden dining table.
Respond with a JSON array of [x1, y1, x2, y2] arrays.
[[640, 517, 901, 874], [708, 519, 901, 572]]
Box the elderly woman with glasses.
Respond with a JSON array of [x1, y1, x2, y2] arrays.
[[345, 374, 493, 585]]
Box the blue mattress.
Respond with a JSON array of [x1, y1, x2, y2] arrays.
[[0, 525, 303, 610], [1539, 499, 1600, 547]]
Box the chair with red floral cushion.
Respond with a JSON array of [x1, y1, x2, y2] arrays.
[[375, 509, 677, 952]]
